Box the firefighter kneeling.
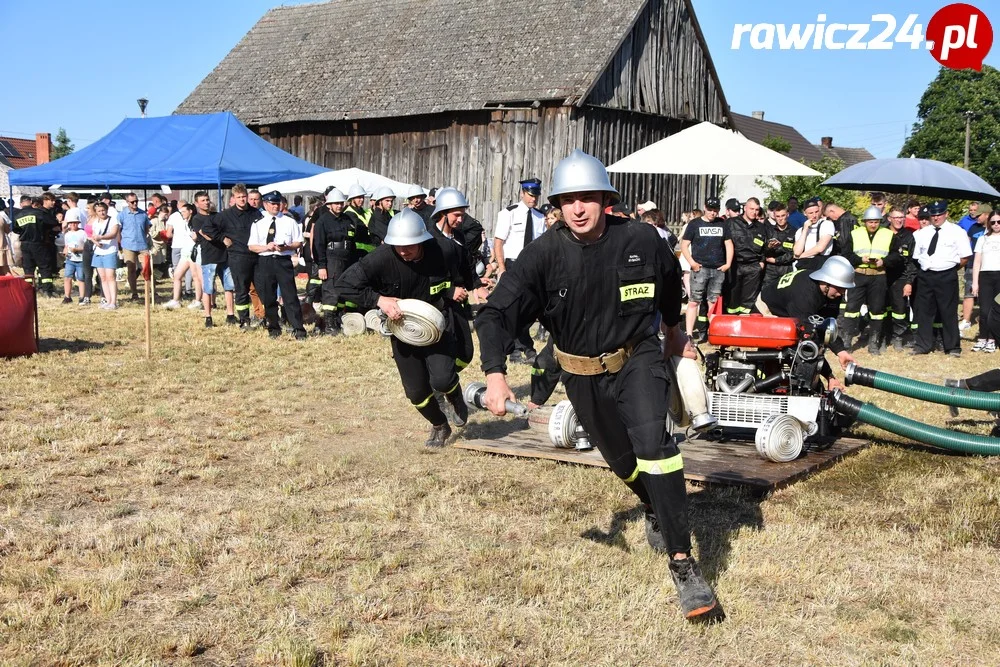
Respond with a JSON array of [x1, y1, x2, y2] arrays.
[[336, 208, 476, 447]]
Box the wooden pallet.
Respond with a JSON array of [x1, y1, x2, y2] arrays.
[[456, 425, 868, 492]]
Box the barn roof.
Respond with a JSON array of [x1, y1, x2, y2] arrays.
[[176, 0, 665, 124]]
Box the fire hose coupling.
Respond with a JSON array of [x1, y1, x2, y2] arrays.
[[843, 364, 1000, 413], [463, 382, 528, 417], [829, 389, 863, 418], [843, 363, 877, 387]]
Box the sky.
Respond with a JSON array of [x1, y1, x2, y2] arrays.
[[2, 0, 997, 160]]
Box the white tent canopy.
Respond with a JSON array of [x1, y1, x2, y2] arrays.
[[261, 167, 419, 198], [607, 121, 823, 177]]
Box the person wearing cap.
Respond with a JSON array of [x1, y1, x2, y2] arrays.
[[757, 256, 857, 369], [247, 191, 307, 340], [841, 206, 903, 355], [404, 184, 434, 225], [492, 177, 546, 364], [725, 197, 767, 315], [61, 216, 87, 304], [885, 208, 918, 350], [636, 200, 657, 217], [476, 150, 722, 623], [313, 188, 359, 336], [336, 209, 475, 447], [343, 184, 372, 229], [367, 186, 397, 246], [680, 196, 732, 340], [792, 198, 836, 271], [910, 199, 973, 356], [203, 184, 261, 329], [722, 198, 741, 220], [761, 202, 796, 290]]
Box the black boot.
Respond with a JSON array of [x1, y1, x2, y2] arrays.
[[867, 331, 881, 356], [323, 311, 341, 336], [669, 557, 723, 623], [425, 422, 451, 448], [643, 504, 668, 553], [445, 386, 469, 427]]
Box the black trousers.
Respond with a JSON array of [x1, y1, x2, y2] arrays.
[[392, 332, 461, 426], [914, 268, 961, 353], [228, 252, 257, 321], [503, 258, 536, 353], [21, 242, 55, 290], [887, 276, 911, 341], [563, 339, 691, 555], [845, 273, 888, 337], [320, 250, 353, 312], [254, 255, 304, 334], [977, 271, 1000, 341], [726, 262, 763, 314], [530, 336, 563, 406], [451, 309, 475, 372]]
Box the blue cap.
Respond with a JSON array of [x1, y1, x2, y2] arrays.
[[926, 199, 948, 216], [520, 178, 542, 195], [262, 190, 282, 203]]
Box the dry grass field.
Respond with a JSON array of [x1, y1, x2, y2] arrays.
[[3, 286, 1000, 666]]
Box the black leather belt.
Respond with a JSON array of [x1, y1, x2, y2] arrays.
[[328, 241, 349, 250]]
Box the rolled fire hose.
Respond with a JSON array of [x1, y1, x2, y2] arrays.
[[463, 381, 528, 417], [341, 312, 367, 336], [830, 389, 1000, 456], [386, 299, 446, 346], [670, 356, 718, 432], [364, 309, 383, 332], [755, 414, 804, 462], [844, 363, 1000, 412]]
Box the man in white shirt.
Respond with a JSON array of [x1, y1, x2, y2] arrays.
[[792, 198, 835, 271], [248, 191, 306, 340], [492, 177, 546, 363], [910, 199, 973, 356]]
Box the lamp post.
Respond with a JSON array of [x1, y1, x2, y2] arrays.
[[137, 97, 149, 118], [964, 110, 974, 170]]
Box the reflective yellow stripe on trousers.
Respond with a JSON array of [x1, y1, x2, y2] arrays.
[[624, 454, 684, 483]]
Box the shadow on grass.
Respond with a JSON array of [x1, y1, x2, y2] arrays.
[[38, 338, 122, 354], [688, 485, 764, 580], [580, 486, 764, 581]]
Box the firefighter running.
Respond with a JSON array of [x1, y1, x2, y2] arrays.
[[475, 150, 722, 623], [336, 208, 476, 447]]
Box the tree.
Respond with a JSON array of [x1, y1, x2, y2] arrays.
[[761, 134, 792, 155], [900, 65, 1000, 191], [756, 156, 868, 215], [52, 127, 74, 160]]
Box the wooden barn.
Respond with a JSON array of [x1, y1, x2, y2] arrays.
[[176, 0, 731, 228]]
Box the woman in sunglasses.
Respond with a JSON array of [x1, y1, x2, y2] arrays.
[[971, 207, 1000, 352]]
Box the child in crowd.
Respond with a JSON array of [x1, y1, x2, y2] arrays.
[[62, 218, 88, 304]]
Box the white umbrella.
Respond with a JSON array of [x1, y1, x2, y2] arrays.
[[607, 121, 823, 177], [261, 167, 417, 197]]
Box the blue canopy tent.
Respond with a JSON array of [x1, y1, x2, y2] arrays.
[[9, 112, 325, 189]]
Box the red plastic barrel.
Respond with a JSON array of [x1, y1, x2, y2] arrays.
[[0, 276, 38, 358]]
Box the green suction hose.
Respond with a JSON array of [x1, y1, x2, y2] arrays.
[[830, 391, 1000, 456], [844, 364, 1000, 412]]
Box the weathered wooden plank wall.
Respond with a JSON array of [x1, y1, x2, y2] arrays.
[[586, 0, 727, 124], [259, 104, 704, 234]]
